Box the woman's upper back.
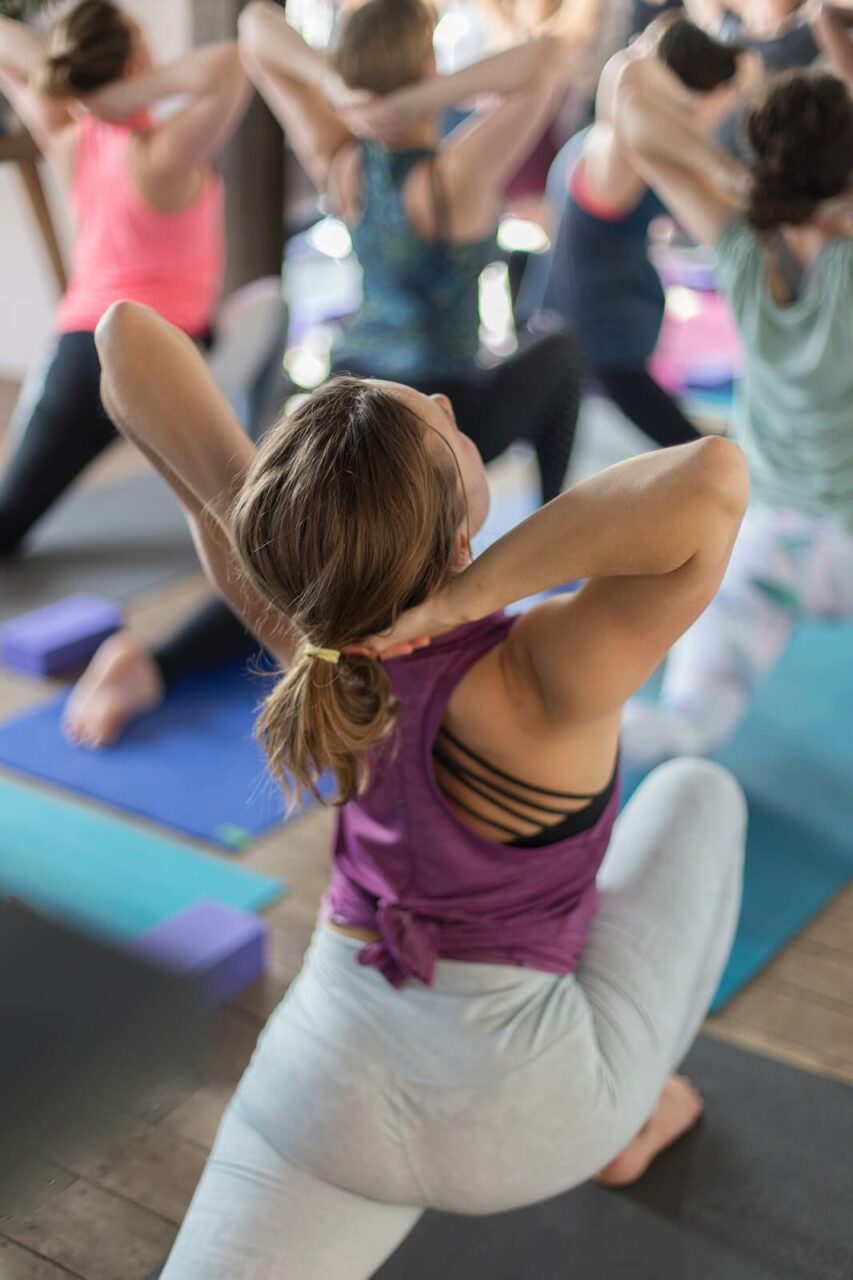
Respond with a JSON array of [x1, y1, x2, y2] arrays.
[[55, 116, 224, 337], [337, 141, 496, 380], [327, 612, 620, 987], [715, 216, 853, 528]]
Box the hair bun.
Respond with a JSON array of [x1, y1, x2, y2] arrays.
[[746, 180, 821, 233], [36, 0, 133, 99], [36, 50, 78, 99]]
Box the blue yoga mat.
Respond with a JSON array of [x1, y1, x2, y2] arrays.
[[0, 663, 335, 849], [0, 776, 283, 942], [0, 621, 848, 1005], [623, 621, 853, 1010]]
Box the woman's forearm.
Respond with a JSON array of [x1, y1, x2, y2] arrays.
[[238, 0, 328, 90], [87, 42, 241, 118], [95, 302, 296, 663], [386, 33, 564, 122], [813, 3, 853, 80], [95, 303, 254, 522], [449, 438, 749, 623]]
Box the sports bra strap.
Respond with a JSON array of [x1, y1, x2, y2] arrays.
[[429, 152, 452, 245]]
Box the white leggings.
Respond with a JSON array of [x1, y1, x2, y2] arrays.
[[623, 505, 853, 766], [161, 759, 746, 1280]]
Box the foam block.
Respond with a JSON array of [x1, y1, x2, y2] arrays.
[[657, 258, 718, 292], [0, 594, 123, 676], [129, 900, 267, 1010], [683, 355, 736, 392]]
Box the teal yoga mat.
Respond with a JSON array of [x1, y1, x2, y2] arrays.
[[0, 776, 284, 942], [624, 620, 853, 1010]]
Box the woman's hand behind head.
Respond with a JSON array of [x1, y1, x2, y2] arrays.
[[356, 581, 469, 659], [334, 84, 414, 143]]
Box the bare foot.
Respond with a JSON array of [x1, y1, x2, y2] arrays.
[[63, 632, 164, 748], [596, 1075, 704, 1188]]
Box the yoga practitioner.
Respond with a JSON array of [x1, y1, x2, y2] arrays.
[[683, 0, 819, 152], [528, 16, 748, 450], [0, 0, 249, 559], [94, 297, 748, 1277], [685, 0, 819, 68], [66, 0, 584, 747], [474, 0, 630, 201], [613, 55, 853, 763]]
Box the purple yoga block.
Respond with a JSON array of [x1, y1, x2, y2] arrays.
[[683, 356, 737, 393], [0, 594, 124, 676], [129, 901, 267, 1010]]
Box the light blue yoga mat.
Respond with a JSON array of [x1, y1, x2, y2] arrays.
[[623, 621, 853, 1010], [0, 663, 334, 849], [0, 776, 283, 943]]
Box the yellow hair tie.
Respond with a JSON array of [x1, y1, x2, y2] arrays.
[[304, 643, 341, 665]]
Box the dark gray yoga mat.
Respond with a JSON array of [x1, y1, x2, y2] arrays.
[[374, 1036, 852, 1280], [0, 472, 198, 623], [147, 1037, 852, 1280]]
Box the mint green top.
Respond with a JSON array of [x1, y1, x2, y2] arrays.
[[715, 216, 853, 530]]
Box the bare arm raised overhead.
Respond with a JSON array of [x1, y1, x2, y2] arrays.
[[238, 0, 575, 228], [95, 303, 296, 666], [810, 0, 853, 81], [359, 34, 576, 209], [0, 15, 74, 160], [85, 42, 250, 205], [611, 48, 749, 246], [369, 436, 749, 724]]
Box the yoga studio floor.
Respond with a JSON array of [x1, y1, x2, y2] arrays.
[[1, 377, 851, 1280]]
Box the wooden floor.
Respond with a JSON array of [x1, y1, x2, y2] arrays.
[[0, 379, 851, 1280]]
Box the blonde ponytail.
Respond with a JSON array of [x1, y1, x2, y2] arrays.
[[258, 650, 399, 807], [231, 376, 465, 808]]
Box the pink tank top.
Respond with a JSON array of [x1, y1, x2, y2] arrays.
[[324, 613, 620, 987], [55, 117, 224, 337]]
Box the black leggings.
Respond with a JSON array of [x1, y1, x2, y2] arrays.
[[152, 331, 583, 686], [0, 328, 217, 556], [595, 366, 700, 449], [0, 333, 114, 556]]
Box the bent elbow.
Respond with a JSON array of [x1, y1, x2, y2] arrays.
[[238, 2, 269, 54], [696, 435, 750, 521], [95, 300, 137, 358]]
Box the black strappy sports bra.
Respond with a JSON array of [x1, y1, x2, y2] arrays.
[[433, 727, 618, 850]]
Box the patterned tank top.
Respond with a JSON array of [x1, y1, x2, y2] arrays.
[[338, 142, 496, 380]]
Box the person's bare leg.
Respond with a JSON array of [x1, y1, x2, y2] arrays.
[[596, 1075, 704, 1187], [63, 632, 163, 748]]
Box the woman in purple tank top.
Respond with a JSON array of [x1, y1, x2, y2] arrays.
[[96, 300, 748, 1278]]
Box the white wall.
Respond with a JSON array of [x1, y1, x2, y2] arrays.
[[0, 0, 192, 378]]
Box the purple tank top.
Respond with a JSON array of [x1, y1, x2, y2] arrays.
[[324, 612, 620, 987]]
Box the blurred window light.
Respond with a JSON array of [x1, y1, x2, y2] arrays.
[[286, 0, 335, 48], [284, 324, 334, 390], [479, 261, 517, 357], [497, 216, 550, 256], [306, 216, 353, 261], [666, 285, 703, 321], [435, 2, 491, 73]]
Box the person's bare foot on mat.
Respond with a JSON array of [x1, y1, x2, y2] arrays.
[[596, 1075, 704, 1188], [63, 632, 164, 748]]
